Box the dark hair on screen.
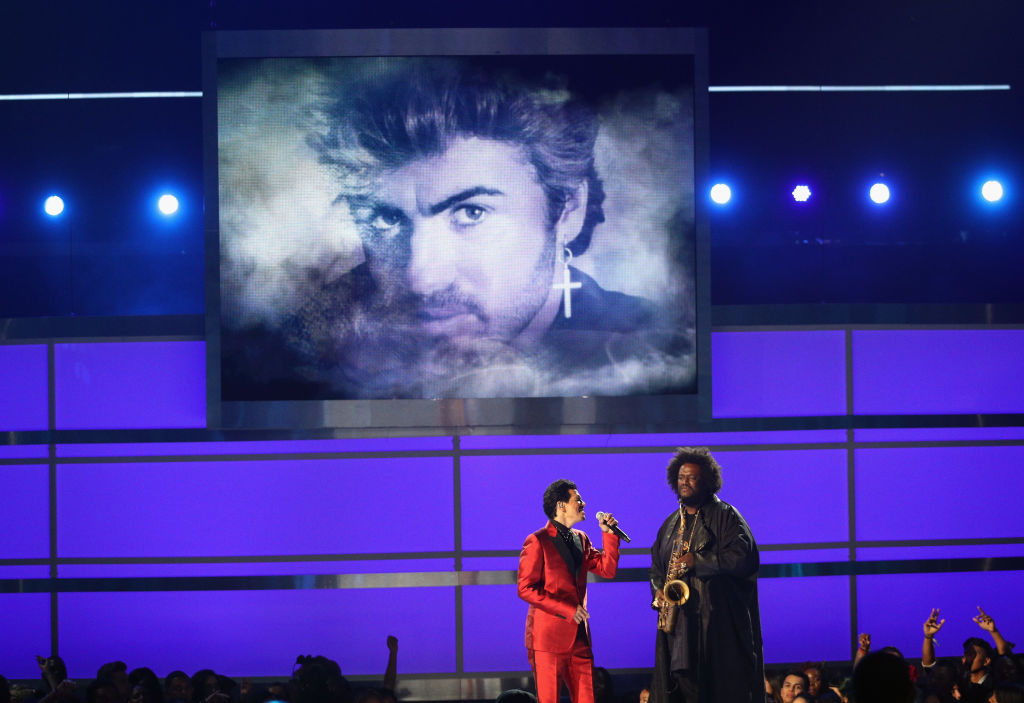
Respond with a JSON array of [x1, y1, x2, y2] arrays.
[[666, 446, 723, 496], [313, 59, 606, 256], [543, 479, 577, 519]]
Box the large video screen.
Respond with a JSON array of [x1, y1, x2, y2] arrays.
[[206, 29, 709, 430]]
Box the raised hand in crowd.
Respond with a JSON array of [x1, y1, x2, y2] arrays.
[[974, 607, 1014, 657], [855, 633, 871, 667], [36, 656, 70, 695], [384, 636, 399, 693], [39, 679, 77, 703], [34, 656, 77, 703], [923, 608, 946, 667]]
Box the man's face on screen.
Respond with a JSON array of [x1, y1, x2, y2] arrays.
[[348, 137, 567, 353]]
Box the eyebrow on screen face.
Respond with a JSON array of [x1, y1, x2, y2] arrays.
[[426, 186, 504, 216], [345, 186, 506, 222]]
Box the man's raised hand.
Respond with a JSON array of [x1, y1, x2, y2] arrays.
[[924, 608, 945, 638], [973, 607, 998, 633]]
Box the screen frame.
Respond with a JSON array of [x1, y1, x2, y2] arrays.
[[203, 27, 711, 433]]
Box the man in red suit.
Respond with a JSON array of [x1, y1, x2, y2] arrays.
[[518, 479, 621, 703]]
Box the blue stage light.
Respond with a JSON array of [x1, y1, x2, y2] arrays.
[[792, 185, 812, 202], [44, 195, 65, 216], [981, 180, 1004, 203], [157, 194, 179, 215], [869, 183, 890, 204], [710, 183, 732, 205]]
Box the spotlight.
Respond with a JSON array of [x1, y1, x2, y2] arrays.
[[869, 183, 890, 204], [44, 195, 65, 216], [710, 183, 732, 205], [792, 185, 812, 202], [981, 180, 1004, 203], [157, 194, 179, 215]]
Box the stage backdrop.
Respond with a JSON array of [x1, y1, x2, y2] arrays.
[[2, 327, 1023, 696]]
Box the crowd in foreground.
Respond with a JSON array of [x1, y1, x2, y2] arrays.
[[3, 607, 1021, 703], [2, 637, 399, 703], [759, 607, 1021, 703]]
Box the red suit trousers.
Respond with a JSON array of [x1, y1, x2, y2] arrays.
[[528, 637, 595, 703]]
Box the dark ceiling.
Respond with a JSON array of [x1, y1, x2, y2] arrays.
[[2, 1, 1020, 91], [1, 1, 1021, 315]]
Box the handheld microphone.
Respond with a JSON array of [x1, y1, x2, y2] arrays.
[[595, 511, 631, 543]]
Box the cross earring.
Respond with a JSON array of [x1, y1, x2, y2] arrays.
[[552, 246, 582, 319]]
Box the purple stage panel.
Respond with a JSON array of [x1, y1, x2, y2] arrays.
[[855, 446, 1024, 541], [856, 544, 1024, 561], [54, 341, 205, 429], [0, 465, 50, 559], [854, 427, 1024, 443], [461, 453, 681, 554], [0, 444, 49, 459], [461, 581, 653, 672], [0, 344, 48, 431], [59, 587, 455, 676], [462, 450, 847, 555], [711, 331, 847, 418], [462, 584, 527, 672], [0, 565, 50, 578], [712, 449, 848, 546], [852, 330, 1024, 415], [759, 549, 850, 564], [57, 457, 453, 557], [585, 581, 658, 668], [0, 593, 52, 678], [462, 557, 519, 572], [460, 554, 649, 572], [759, 576, 850, 664], [460, 430, 847, 450], [58, 558, 456, 577], [617, 553, 652, 569], [857, 571, 1024, 658], [58, 436, 452, 457]]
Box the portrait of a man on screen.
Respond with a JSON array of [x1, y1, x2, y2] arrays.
[[218, 56, 696, 400]]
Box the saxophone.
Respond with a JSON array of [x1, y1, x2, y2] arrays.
[[656, 517, 692, 633]]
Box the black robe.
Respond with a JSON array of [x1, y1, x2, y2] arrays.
[[650, 495, 764, 703]]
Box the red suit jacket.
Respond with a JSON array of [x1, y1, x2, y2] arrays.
[[517, 521, 620, 653]]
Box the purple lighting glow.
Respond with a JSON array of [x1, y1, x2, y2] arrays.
[[856, 446, 1024, 541], [712, 331, 847, 417], [0, 595, 51, 677], [57, 457, 454, 557], [853, 330, 1024, 414], [0, 465, 50, 558], [0, 344, 48, 431], [55, 341, 205, 429], [59, 588, 456, 677]]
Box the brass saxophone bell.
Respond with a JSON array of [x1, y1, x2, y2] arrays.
[[657, 579, 690, 633], [664, 579, 690, 605]]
